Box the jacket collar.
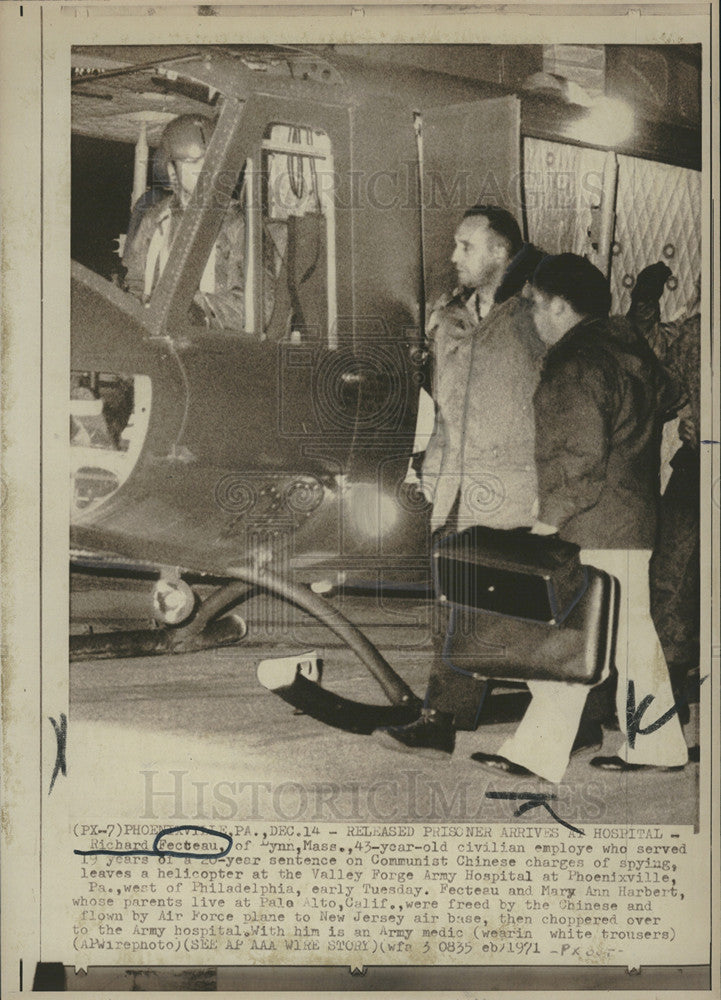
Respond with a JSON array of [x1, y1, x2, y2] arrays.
[[544, 316, 601, 360], [494, 243, 546, 304]]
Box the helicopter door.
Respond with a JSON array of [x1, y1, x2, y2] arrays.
[[403, 96, 522, 501], [419, 96, 522, 309], [336, 98, 522, 567]]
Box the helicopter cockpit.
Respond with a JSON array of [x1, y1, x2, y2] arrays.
[[71, 50, 342, 518]]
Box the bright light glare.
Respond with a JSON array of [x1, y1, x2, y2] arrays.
[[347, 483, 399, 540], [579, 98, 635, 148]]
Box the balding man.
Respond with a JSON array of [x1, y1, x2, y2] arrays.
[[376, 205, 551, 754]]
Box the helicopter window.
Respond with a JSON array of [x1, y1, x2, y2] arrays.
[[70, 371, 152, 518], [117, 147, 253, 333], [71, 134, 137, 283], [71, 124, 335, 342], [187, 167, 251, 333], [259, 125, 336, 346]]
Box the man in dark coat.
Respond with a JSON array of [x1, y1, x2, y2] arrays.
[[375, 205, 546, 754], [649, 312, 701, 706], [471, 254, 688, 782], [628, 266, 701, 718]]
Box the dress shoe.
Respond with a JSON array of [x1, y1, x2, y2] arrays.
[[571, 722, 604, 757], [589, 755, 685, 773], [374, 709, 455, 756], [469, 751, 535, 777]]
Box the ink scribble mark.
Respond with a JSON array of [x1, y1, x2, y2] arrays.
[[486, 791, 585, 836], [627, 674, 708, 749], [49, 713, 67, 794], [73, 824, 232, 860]]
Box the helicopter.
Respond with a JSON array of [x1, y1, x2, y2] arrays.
[[70, 43, 702, 731]]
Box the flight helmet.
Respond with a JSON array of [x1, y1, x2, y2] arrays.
[[160, 114, 215, 165]]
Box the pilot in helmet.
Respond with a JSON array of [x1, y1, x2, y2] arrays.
[[122, 113, 247, 330], [160, 113, 214, 209]]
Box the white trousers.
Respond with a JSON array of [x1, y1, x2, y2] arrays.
[[496, 549, 689, 783]]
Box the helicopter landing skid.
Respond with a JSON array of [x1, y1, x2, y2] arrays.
[[257, 669, 423, 735], [69, 578, 255, 662], [70, 569, 422, 726], [69, 612, 249, 661]]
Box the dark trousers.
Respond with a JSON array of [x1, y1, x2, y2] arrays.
[[650, 445, 700, 694], [424, 599, 491, 728], [424, 503, 490, 728]]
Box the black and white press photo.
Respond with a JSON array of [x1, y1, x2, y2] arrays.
[[1, 5, 718, 997]]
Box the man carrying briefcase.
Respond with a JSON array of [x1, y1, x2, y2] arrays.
[[467, 254, 689, 782], [375, 205, 550, 755]]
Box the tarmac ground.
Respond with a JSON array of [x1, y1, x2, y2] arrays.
[[69, 576, 700, 829]]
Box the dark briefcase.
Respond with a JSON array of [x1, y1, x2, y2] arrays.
[[432, 525, 587, 625], [443, 567, 619, 685]]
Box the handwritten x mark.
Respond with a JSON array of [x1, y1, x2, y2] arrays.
[[486, 791, 584, 835], [627, 674, 708, 749], [49, 713, 67, 794]]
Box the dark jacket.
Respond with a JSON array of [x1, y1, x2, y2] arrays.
[[658, 313, 701, 446], [422, 245, 546, 531], [534, 315, 677, 549]]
